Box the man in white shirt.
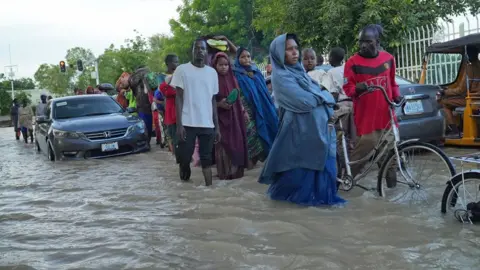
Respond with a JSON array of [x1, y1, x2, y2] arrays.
[[170, 38, 221, 186]]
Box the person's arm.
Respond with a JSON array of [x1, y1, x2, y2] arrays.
[[390, 57, 400, 99], [171, 67, 184, 128], [343, 59, 357, 98], [175, 87, 184, 127], [212, 96, 219, 129]]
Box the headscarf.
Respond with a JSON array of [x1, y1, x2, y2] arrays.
[[269, 34, 335, 114], [213, 52, 240, 99], [212, 52, 248, 167]]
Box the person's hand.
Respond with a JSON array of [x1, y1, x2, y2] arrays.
[[355, 82, 368, 95], [393, 96, 403, 104], [214, 129, 221, 144], [218, 98, 232, 110], [176, 125, 186, 142]]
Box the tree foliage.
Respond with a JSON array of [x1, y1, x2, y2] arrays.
[[253, 0, 480, 55], [167, 0, 269, 60], [0, 89, 12, 115], [31, 0, 479, 94], [0, 78, 35, 90], [15, 91, 32, 106]]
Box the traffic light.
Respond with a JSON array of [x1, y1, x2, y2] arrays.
[[77, 60, 84, 72], [59, 61, 66, 73]]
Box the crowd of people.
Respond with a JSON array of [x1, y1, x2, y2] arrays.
[[13, 23, 405, 208], [11, 94, 52, 143]]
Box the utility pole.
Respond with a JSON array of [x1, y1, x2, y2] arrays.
[[5, 44, 18, 100], [94, 58, 100, 85]]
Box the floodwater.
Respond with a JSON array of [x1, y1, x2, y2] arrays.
[[1, 126, 479, 270]]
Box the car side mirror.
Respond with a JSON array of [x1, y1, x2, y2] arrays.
[[126, 107, 137, 114], [36, 116, 49, 124]]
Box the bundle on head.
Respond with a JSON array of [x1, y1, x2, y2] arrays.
[[128, 67, 150, 95], [116, 72, 131, 91]]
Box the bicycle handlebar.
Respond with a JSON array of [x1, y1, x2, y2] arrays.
[[362, 85, 406, 108]]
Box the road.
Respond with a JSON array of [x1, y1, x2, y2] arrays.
[[1, 126, 479, 269]]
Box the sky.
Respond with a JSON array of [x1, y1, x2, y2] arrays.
[[0, 0, 182, 79]]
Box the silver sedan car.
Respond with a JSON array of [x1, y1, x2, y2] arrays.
[[35, 95, 150, 161]]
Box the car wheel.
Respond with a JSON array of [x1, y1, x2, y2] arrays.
[[35, 140, 41, 152], [47, 141, 55, 161]]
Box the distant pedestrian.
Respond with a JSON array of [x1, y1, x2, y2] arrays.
[[10, 99, 20, 140]]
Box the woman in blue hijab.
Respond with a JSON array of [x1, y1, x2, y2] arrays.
[[258, 34, 345, 206], [233, 48, 279, 167]]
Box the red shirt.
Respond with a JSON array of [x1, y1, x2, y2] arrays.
[[343, 51, 400, 136], [160, 81, 176, 125]]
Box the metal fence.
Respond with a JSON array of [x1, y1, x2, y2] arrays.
[[397, 15, 480, 84]]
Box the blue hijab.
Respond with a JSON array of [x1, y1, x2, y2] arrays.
[[233, 48, 279, 154], [259, 34, 336, 184]]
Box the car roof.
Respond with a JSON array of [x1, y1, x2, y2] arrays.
[[426, 33, 480, 54], [51, 95, 112, 103]]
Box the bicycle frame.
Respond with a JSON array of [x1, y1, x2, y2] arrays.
[[338, 86, 414, 190]]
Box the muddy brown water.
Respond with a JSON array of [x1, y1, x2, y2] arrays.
[[1, 127, 479, 269]]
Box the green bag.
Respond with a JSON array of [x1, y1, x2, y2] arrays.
[[145, 72, 158, 90], [226, 88, 239, 104]]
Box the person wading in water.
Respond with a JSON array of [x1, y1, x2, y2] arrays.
[[343, 24, 401, 188], [170, 38, 221, 186]]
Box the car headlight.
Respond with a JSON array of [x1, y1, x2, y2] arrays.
[[127, 121, 145, 133], [52, 128, 83, 139]]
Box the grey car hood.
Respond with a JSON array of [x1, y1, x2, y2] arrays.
[[53, 113, 141, 133]]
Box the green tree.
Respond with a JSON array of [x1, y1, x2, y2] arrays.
[[0, 89, 12, 115], [34, 63, 75, 96], [166, 0, 269, 61], [0, 78, 36, 90], [253, 0, 480, 55], [65, 47, 96, 67]]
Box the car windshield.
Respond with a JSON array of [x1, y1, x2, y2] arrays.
[[396, 76, 413, 85], [53, 97, 124, 119]]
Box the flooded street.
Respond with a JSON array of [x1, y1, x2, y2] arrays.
[[1, 126, 480, 270]]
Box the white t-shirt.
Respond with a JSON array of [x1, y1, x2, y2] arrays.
[[170, 62, 219, 128], [322, 65, 348, 101]]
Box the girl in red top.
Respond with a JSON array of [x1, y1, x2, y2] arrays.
[[159, 54, 179, 153]]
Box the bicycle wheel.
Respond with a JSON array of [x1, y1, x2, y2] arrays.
[[441, 171, 480, 216], [377, 141, 456, 204]]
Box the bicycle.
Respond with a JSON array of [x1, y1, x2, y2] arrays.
[[441, 153, 480, 223], [336, 85, 456, 203]]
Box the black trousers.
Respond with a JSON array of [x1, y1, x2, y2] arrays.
[[175, 126, 215, 169]]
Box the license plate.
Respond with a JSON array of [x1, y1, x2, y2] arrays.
[[403, 100, 424, 115], [101, 142, 119, 152]]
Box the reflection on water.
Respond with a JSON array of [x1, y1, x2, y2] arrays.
[[1, 127, 479, 269]]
